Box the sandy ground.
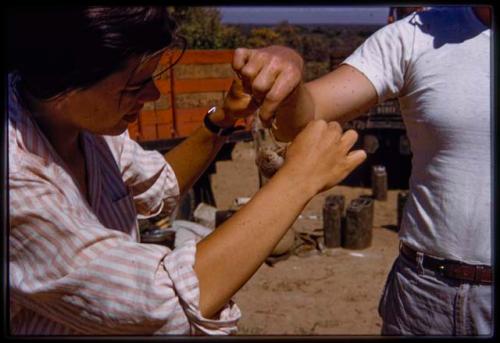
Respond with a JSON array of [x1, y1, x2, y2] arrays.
[[210, 141, 402, 336]]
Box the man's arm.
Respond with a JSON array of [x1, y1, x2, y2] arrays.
[[273, 64, 379, 142]]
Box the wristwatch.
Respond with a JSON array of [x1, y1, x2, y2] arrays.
[[203, 106, 238, 137]]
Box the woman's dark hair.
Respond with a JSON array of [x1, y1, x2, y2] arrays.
[[8, 6, 177, 99]]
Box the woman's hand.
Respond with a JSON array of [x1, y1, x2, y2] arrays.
[[278, 120, 367, 196], [207, 77, 256, 128]]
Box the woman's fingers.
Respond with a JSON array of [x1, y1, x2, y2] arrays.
[[345, 149, 368, 169], [339, 129, 359, 152]]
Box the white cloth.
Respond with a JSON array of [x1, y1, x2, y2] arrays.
[[173, 220, 214, 248], [344, 7, 491, 265]]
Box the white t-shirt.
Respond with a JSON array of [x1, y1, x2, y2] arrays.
[[344, 7, 491, 265]]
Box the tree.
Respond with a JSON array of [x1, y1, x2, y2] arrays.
[[168, 6, 244, 49], [246, 27, 284, 48], [220, 25, 246, 49], [274, 21, 303, 54], [301, 33, 329, 62]]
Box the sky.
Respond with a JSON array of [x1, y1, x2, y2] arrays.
[[218, 6, 391, 25]]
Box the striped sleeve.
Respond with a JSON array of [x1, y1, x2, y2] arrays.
[[103, 131, 180, 219], [9, 168, 240, 335]]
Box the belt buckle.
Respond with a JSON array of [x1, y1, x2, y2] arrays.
[[436, 262, 447, 276], [437, 261, 462, 280]]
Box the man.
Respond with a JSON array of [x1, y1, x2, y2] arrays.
[[233, 6, 492, 335]]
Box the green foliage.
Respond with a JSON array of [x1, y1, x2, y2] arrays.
[[219, 25, 246, 48], [246, 27, 284, 48], [168, 6, 244, 49], [274, 21, 303, 53], [168, 6, 380, 72], [301, 33, 329, 62]]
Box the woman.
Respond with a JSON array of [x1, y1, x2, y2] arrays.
[[8, 7, 366, 335]]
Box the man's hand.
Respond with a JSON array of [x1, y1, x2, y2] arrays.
[[232, 45, 304, 127]]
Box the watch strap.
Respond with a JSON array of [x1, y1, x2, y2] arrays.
[[203, 106, 238, 136]]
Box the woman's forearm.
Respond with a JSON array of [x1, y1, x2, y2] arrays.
[[194, 166, 317, 319], [164, 124, 226, 196], [193, 118, 367, 319]]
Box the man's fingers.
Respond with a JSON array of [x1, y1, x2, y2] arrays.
[[232, 48, 252, 72], [251, 61, 282, 92], [258, 109, 274, 128], [234, 48, 263, 95], [258, 71, 301, 124], [240, 56, 265, 83]]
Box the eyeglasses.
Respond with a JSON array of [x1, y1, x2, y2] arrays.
[[151, 35, 187, 81], [121, 35, 187, 95]]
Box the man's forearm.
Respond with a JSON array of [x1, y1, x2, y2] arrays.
[[273, 83, 316, 142], [272, 64, 380, 143]]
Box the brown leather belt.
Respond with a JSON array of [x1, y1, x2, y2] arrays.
[[400, 243, 492, 284]]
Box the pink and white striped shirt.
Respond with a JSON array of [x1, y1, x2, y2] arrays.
[[8, 75, 241, 336]]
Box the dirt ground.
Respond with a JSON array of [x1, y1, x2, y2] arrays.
[[210, 141, 402, 336]]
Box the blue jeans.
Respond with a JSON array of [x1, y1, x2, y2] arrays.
[[379, 251, 493, 336]]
